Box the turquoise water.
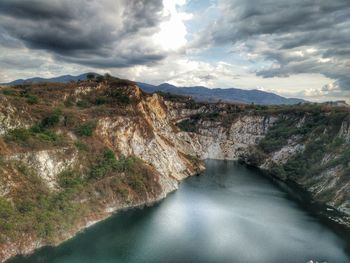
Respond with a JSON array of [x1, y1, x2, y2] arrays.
[[9, 160, 350, 263]]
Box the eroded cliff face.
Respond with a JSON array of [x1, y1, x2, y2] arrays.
[[0, 80, 349, 262], [0, 81, 207, 262], [171, 98, 350, 225]]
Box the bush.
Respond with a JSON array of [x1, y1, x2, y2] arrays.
[[38, 130, 61, 142], [89, 149, 118, 180], [107, 86, 131, 105], [64, 98, 75, 107], [259, 117, 299, 153], [41, 109, 62, 128], [5, 122, 64, 147], [259, 137, 285, 153], [104, 73, 112, 79], [26, 95, 39, 104], [88, 150, 136, 180], [2, 89, 16, 96], [75, 140, 88, 151], [177, 119, 197, 132], [270, 165, 287, 179], [0, 197, 15, 233], [96, 76, 105, 83], [58, 170, 85, 189], [94, 97, 107, 105], [5, 128, 32, 142], [77, 122, 96, 137], [127, 174, 146, 194], [111, 92, 130, 105], [340, 146, 350, 166], [76, 100, 91, 108]]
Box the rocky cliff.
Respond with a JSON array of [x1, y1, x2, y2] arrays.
[[174, 100, 350, 224], [0, 79, 349, 262]]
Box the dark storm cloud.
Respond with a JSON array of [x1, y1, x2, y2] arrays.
[[197, 0, 350, 92], [0, 0, 166, 68], [0, 0, 72, 20]]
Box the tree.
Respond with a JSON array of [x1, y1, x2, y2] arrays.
[[104, 73, 112, 79], [86, 73, 95, 81], [96, 75, 104, 83]]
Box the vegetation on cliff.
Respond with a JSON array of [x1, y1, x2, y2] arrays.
[[175, 98, 350, 212], [254, 107, 350, 208], [0, 78, 164, 252], [0, 77, 349, 262]]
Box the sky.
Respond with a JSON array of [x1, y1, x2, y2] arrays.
[[0, 0, 349, 102]]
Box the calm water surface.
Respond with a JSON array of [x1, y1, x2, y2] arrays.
[[10, 160, 350, 263]]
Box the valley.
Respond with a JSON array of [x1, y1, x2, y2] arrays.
[[0, 78, 349, 262]]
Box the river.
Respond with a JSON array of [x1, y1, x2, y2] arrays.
[[9, 160, 350, 263]]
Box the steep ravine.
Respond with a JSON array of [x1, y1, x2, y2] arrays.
[[0, 80, 349, 262]]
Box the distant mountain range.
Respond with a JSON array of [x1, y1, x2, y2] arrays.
[[1, 73, 99, 86], [1, 73, 305, 105], [137, 82, 305, 105]]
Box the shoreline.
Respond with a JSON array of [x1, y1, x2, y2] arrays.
[[4, 160, 350, 262], [2, 181, 180, 263]]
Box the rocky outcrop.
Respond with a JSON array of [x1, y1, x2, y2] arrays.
[[163, 98, 350, 225], [0, 96, 32, 135], [0, 84, 205, 262], [5, 148, 78, 189]]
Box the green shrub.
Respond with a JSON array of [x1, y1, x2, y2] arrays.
[[115, 185, 129, 199], [58, 170, 85, 189], [340, 146, 350, 166], [88, 150, 136, 180], [114, 94, 130, 105], [76, 100, 90, 108], [108, 88, 131, 105], [94, 97, 107, 105], [270, 165, 287, 179], [75, 140, 88, 151], [177, 119, 197, 132], [0, 197, 15, 230], [41, 109, 62, 128], [259, 137, 285, 153], [26, 95, 39, 104], [30, 124, 43, 133], [38, 130, 60, 142], [5, 122, 64, 147], [2, 89, 16, 96], [89, 149, 117, 180], [96, 76, 105, 83], [127, 174, 146, 193], [259, 117, 299, 153], [64, 98, 75, 107], [77, 122, 96, 137], [5, 128, 32, 142]]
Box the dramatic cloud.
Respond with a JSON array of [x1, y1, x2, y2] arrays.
[[195, 0, 350, 96], [0, 0, 170, 67], [0, 0, 349, 102]]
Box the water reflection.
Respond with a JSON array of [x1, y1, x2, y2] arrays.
[[9, 160, 349, 263]]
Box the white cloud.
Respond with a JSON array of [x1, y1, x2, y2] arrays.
[[153, 0, 192, 51], [108, 56, 343, 102], [0, 0, 349, 104]]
